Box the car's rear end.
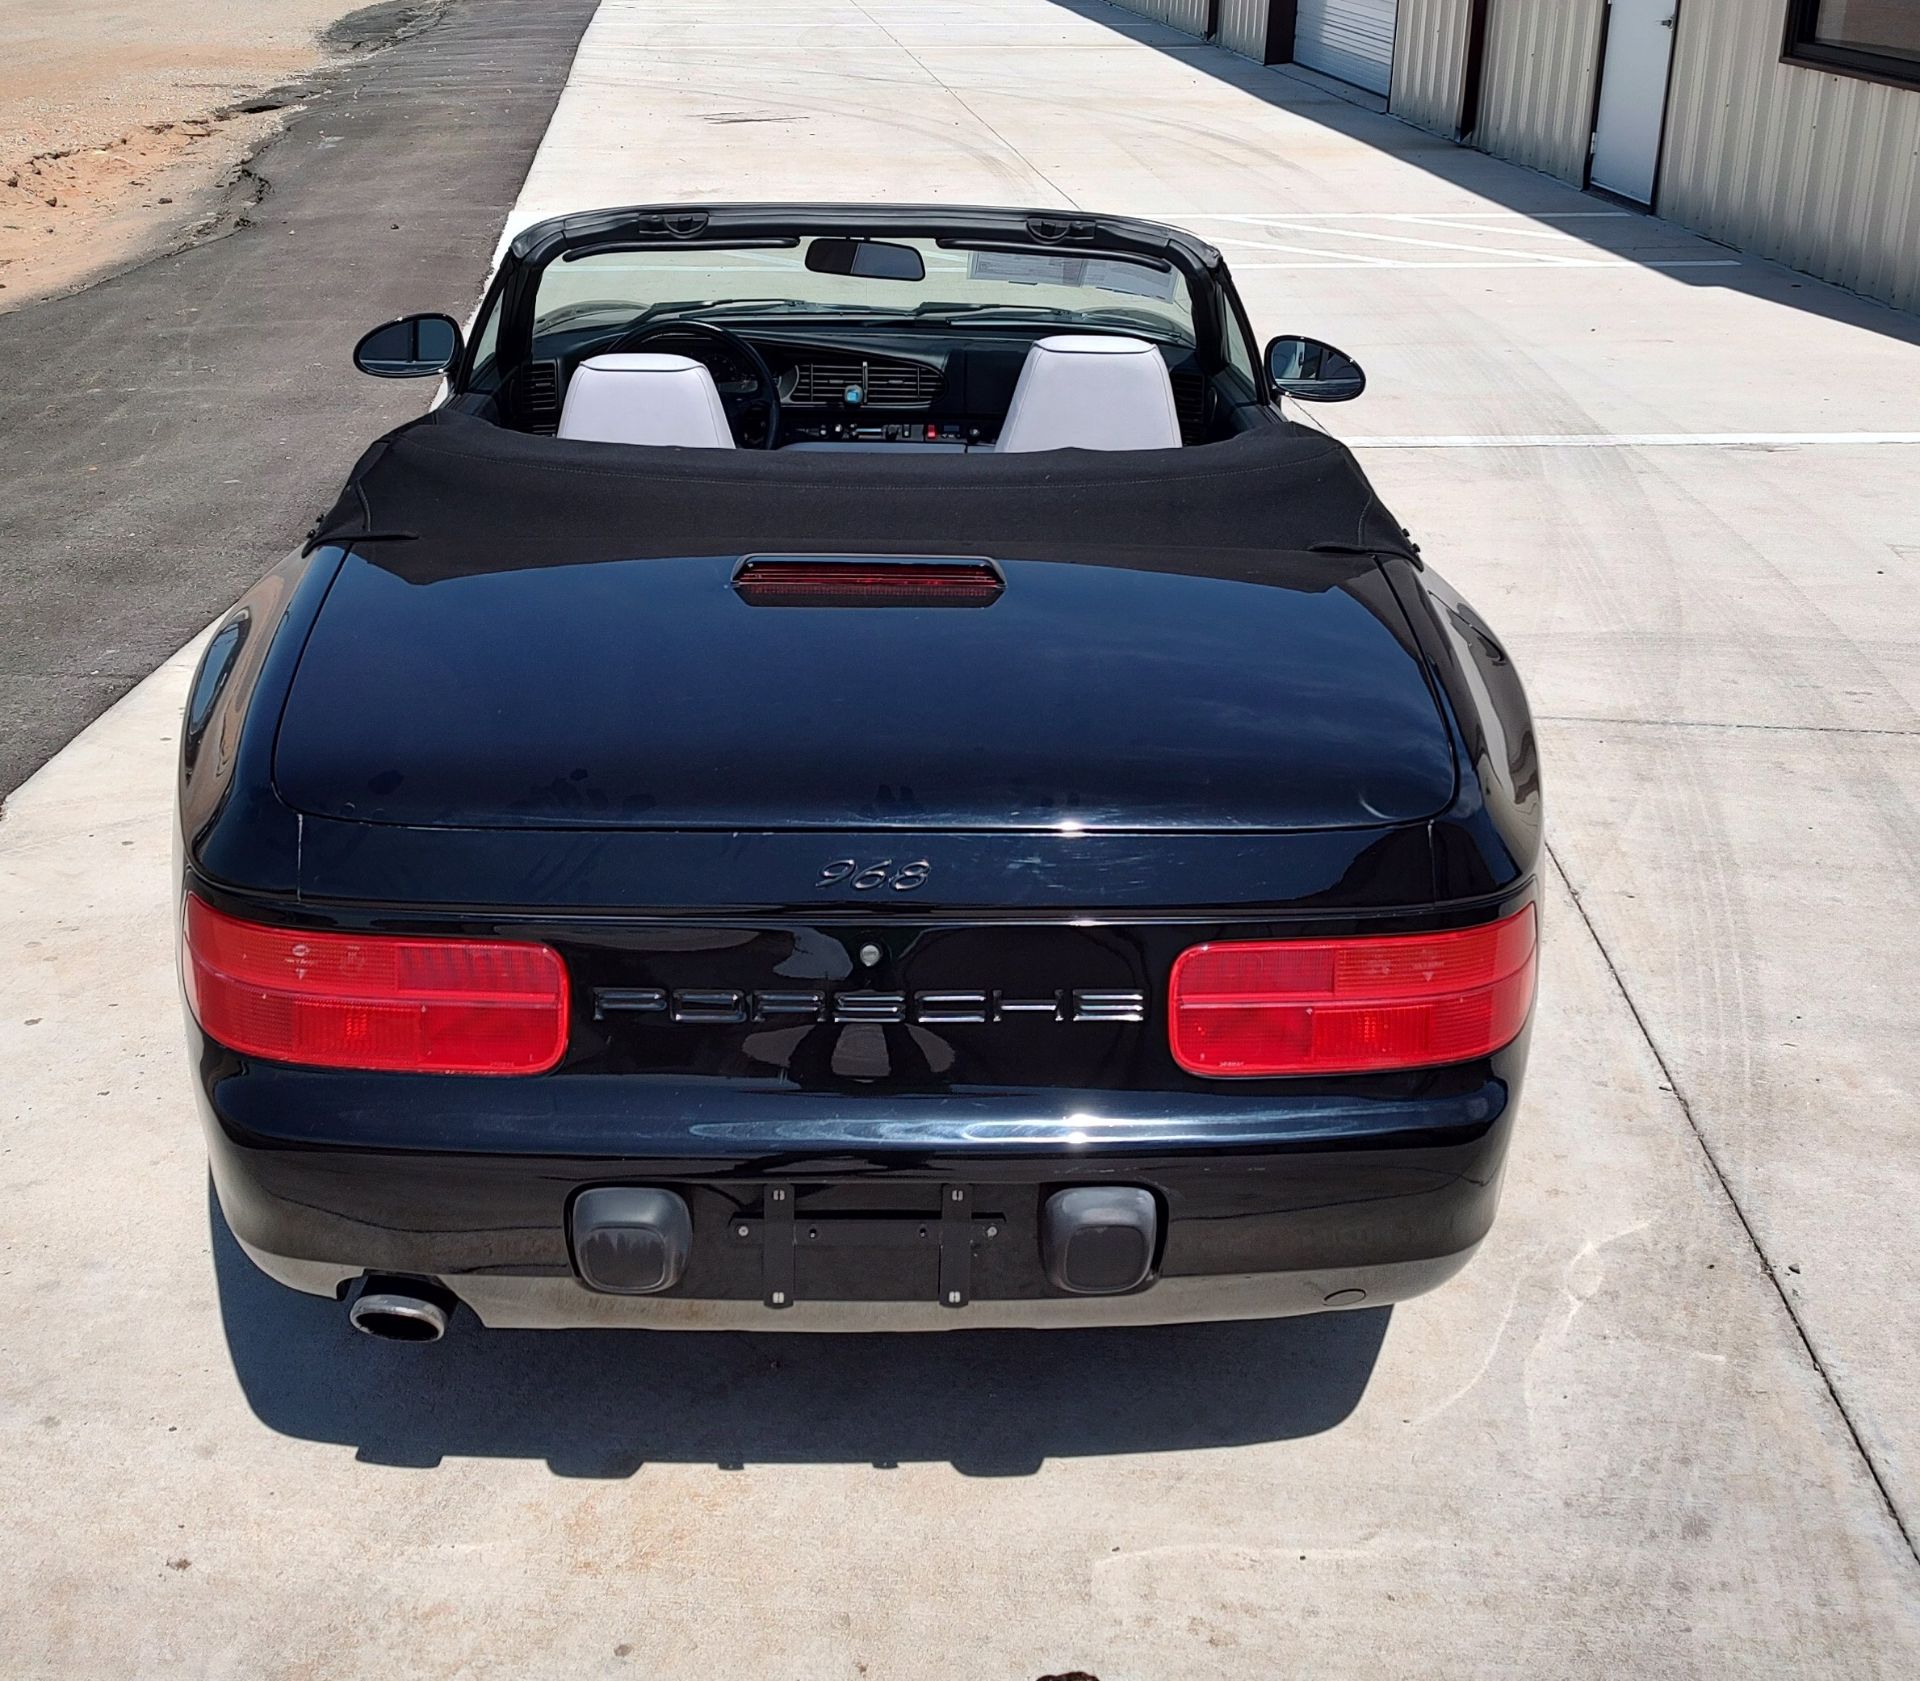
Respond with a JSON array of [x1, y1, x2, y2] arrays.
[[179, 431, 1540, 1335]]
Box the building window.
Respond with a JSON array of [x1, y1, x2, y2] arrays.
[[1783, 0, 1920, 88]]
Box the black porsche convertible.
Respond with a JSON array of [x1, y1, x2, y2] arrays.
[[178, 205, 1540, 1339]]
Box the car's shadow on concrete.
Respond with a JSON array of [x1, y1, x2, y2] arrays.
[[212, 1197, 1389, 1476]]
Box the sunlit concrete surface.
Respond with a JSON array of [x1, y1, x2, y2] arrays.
[[4, 1, 1918, 1674]]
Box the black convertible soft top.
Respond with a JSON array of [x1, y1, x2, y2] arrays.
[[311, 408, 1412, 581]]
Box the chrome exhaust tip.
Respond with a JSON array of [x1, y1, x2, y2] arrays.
[[348, 1279, 454, 1342]]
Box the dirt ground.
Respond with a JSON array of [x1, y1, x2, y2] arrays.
[[0, 0, 422, 306]]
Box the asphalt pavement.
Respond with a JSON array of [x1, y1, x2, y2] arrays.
[[0, 0, 600, 794]]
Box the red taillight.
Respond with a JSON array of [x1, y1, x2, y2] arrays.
[[733, 557, 1003, 607], [1169, 905, 1536, 1077], [182, 894, 569, 1075]]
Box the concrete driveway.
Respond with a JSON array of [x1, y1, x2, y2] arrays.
[[3, 2, 1917, 1674]]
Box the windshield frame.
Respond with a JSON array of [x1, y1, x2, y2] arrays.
[[462, 203, 1258, 399], [529, 236, 1200, 359]]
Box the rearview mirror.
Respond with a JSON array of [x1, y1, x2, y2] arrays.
[[1265, 335, 1366, 403], [804, 238, 926, 282], [353, 313, 462, 379]]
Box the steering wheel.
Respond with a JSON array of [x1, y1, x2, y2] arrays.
[[604, 318, 782, 449]]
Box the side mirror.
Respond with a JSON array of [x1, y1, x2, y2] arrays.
[[1265, 335, 1366, 403], [804, 237, 926, 282], [353, 313, 462, 379]]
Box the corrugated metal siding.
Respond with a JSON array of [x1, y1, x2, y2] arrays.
[[1658, 0, 1920, 312], [1105, 0, 1216, 36], [1390, 0, 1473, 134], [1219, 0, 1274, 60], [1476, 0, 1604, 183]]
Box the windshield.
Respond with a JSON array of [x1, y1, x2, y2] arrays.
[[530, 236, 1199, 349]]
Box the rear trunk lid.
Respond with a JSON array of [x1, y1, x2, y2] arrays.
[[273, 547, 1455, 834]]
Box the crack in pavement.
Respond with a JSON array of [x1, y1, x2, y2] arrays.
[[1546, 840, 1920, 1569], [846, 0, 1081, 208], [1540, 714, 1920, 740]]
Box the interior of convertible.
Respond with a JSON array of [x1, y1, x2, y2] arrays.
[[357, 226, 1363, 455]]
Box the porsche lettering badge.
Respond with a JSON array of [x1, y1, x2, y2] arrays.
[[592, 988, 1146, 1026]]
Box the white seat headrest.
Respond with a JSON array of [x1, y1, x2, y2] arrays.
[[995, 334, 1184, 453], [556, 353, 736, 449]]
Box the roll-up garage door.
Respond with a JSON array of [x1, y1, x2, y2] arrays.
[[1294, 0, 1399, 96]]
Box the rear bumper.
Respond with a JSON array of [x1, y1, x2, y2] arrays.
[[197, 1044, 1520, 1331], [230, 1236, 1482, 1330]]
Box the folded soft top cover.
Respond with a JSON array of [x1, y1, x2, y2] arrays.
[[311, 408, 1411, 582]]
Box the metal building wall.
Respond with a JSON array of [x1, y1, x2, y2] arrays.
[[1218, 0, 1276, 60], [1475, 0, 1604, 184], [1108, 0, 1216, 36], [1658, 0, 1920, 313], [1096, 0, 1919, 313], [1390, 0, 1473, 135]]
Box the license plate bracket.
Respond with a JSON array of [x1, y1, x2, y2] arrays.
[[729, 1182, 1000, 1308]]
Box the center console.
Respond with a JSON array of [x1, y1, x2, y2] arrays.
[[782, 418, 994, 447]]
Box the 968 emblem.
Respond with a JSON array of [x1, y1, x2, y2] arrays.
[[817, 858, 930, 892]]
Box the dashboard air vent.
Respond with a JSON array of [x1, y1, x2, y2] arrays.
[[789, 358, 941, 407], [522, 359, 562, 434], [1170, 368, 1207, 446]]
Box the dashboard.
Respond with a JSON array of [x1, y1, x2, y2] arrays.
[[620, 327, 763, 396], [531, 323, 1212, 450]]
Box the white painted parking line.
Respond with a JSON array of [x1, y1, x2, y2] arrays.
[[1167, 211, 1638, 221], [1235, 257, 1742, 271], [1161, 208, 1739, 272], [1339, 431, 1920, 449], [1212, 228, 1602, 264], [1384, 214, 1625, 241]]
